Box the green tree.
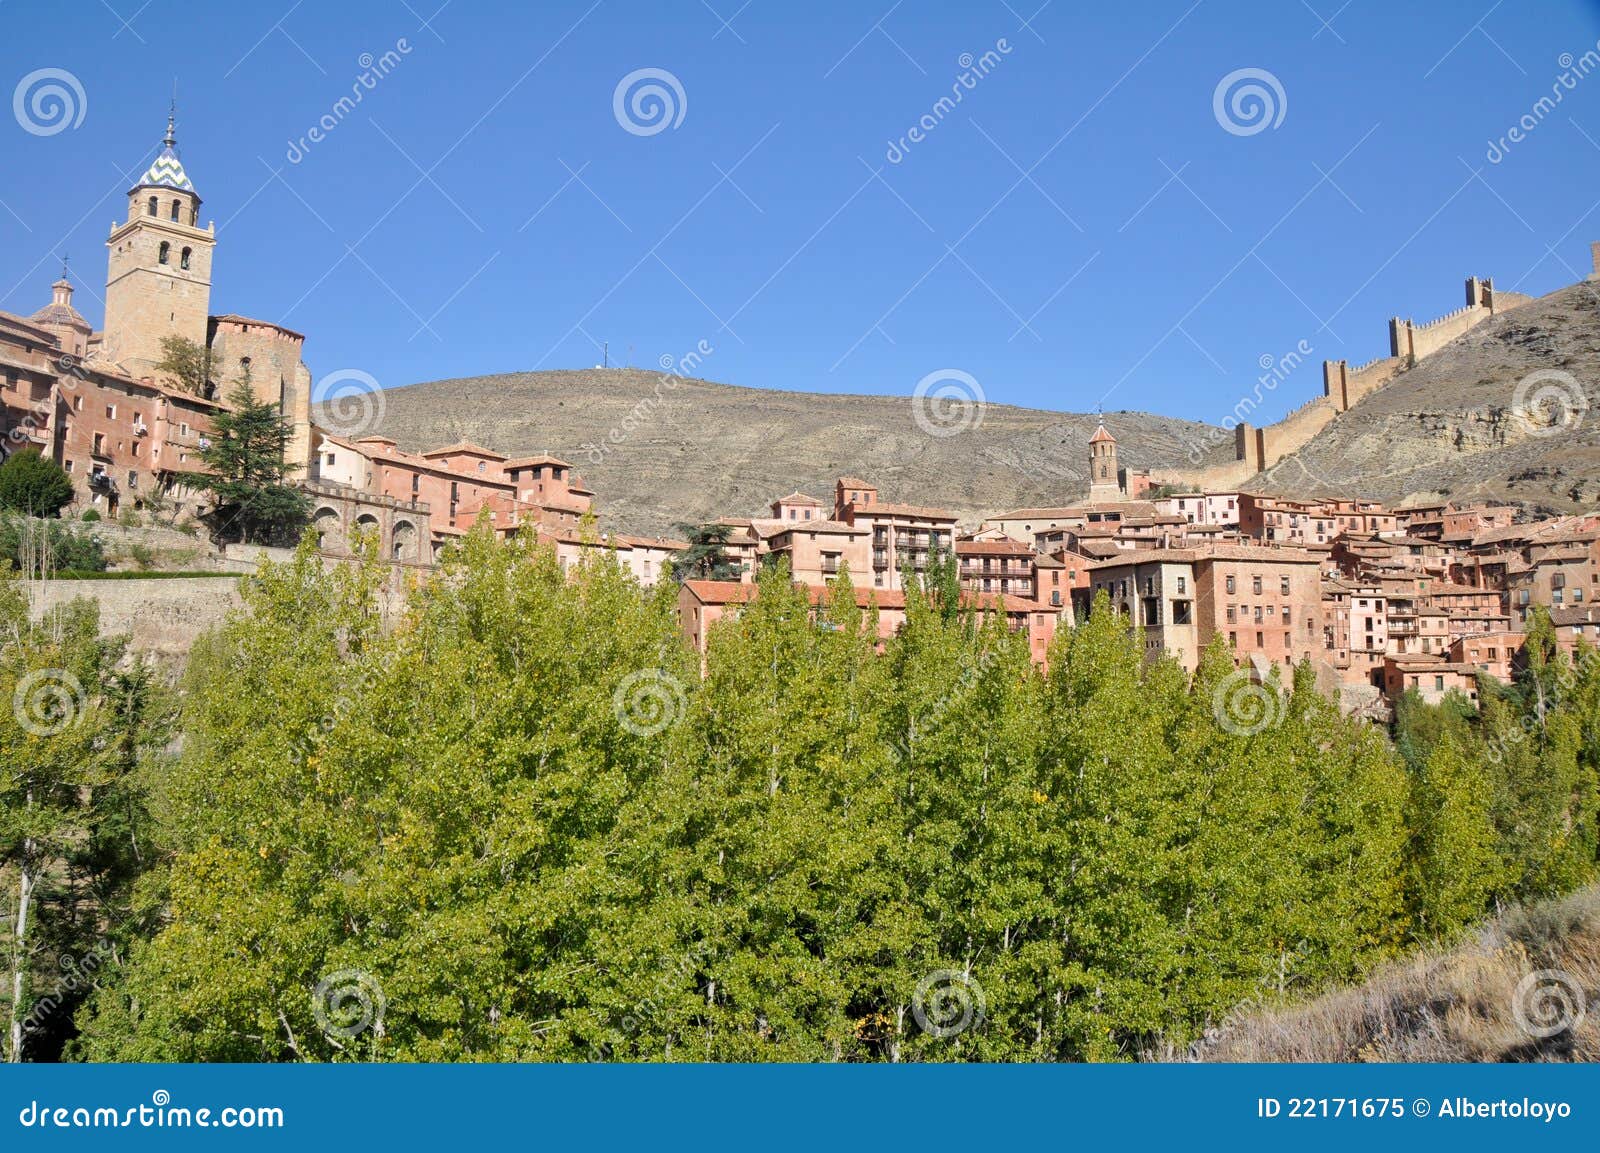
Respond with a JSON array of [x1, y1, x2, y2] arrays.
[[0, 581, 166, 1062], [668, 522, 740, 582], [0, 450, 74, 518], [193, 375, 307, 544], [153, 335, 215, 397]]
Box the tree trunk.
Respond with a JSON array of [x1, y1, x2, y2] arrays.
[[9, 840, 35, 1063]]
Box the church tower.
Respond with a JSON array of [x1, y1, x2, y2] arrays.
[[1086, 418, 1124, 503], [103, 109, 214, 379]]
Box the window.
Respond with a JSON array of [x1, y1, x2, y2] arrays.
[[1252, 575, 1263, 595], [326, 453, 336, 466], [127, 471, 138, 489], [158, 242, 169, 265], [1280, 575, 1291, 595], [1177, 576, 1186, 594], [179, 422, 189, 436], [92, 433, 104, 455], [1256, 631, 1264, 647], [1228, 632, 1237, 648], [180, 247, 191, 270], [146, 196, 157, 216], [1435, 676, 1445, 692], [170, 199, 180, 221]]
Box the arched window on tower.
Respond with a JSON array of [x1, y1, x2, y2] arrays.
[[180, 247, 191, 270], [146, 196, 158, 216], [189, 205, 198, 225], [170, 199, 180, 222], [158, 242, 170, 265]]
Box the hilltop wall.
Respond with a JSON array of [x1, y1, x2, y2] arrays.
[[1156, 274, 1537, 492]]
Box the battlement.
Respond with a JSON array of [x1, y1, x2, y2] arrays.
[[1160, 249, 1573, 492]]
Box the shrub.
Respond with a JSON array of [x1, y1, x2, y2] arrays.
[[0, 514, 108, 573], [0, 449, 74, 517], [80, 509, 101, 523]]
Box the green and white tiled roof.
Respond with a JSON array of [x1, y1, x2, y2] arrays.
[[137, 142, 194, 192]]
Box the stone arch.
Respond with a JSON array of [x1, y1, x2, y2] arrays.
[[352, 512, 381, 550], [391, 518, 419, 564], [312, 506, 344, 553]]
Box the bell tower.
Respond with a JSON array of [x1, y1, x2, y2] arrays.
[[103, 107, 215, 380], [1086, 417, 1124, 503]]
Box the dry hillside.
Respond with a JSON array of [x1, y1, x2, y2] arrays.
[[352, 370, 1230, 537], [325, 279, 1599, 537], [1185, 885, 1600, 1063], [1256, 282, 1600, 512]]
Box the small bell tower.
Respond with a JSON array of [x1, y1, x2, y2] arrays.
[[1086, 415, 1124, 502]]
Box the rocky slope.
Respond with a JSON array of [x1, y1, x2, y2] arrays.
[[1255, 282, 1600, 512], [346, 369, 1230, 536], [324, 280, 1599, 536]]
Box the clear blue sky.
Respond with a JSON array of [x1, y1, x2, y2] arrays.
[[4, 0, 1599, 425]]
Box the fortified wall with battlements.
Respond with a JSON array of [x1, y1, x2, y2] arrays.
[[1156, 266, 1546, 492]]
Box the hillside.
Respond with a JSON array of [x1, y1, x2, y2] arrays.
[[337, 370, 1231, 537], [1186, 885, 1600, 1062], [326, 279, 1598, 536], [1256, 282, 1600, 511]]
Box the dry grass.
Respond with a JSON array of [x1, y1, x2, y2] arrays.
[[1189, 885, 1600, 1062]]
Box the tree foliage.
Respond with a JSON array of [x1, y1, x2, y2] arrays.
[[0, 450, 74, 518], [41, 536, 1600, 1063], [153, 335, 215, 398], [668, 522, 740, 582], [193, 377, 308, 545]]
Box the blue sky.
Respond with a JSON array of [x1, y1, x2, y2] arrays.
[[3, 0, 1599, 425]]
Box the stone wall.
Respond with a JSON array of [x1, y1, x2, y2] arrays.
[[27, 576, 242, 659]]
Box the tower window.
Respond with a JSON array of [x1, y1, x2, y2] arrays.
[[190, 206, 198, 225], [158, 242, 170, 265], [170, 199, 180, 221], [180, 247, 191, 270], [147, 196, 157, 216]]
